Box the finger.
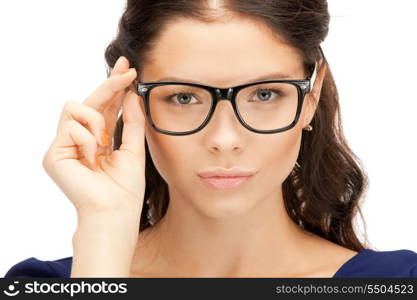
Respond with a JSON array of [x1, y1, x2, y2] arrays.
[[119, 90, 146, 159], [57, 101, 108, 147], [83, 67, 137, 113], [102, 80, 140, 146], [102, 55, 130, 118], [111, 56, 130, 77], [55, 119, 99, 169], [101, 87, 129, 145]]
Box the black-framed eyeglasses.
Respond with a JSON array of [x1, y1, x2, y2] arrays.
[[133, 62, 318, 136]]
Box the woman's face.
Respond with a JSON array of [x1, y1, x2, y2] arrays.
[[139, 17, 319, 218]]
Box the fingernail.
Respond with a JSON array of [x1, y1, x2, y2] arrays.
[[126, 68, 136, 75], [101, 129, 110, 146]]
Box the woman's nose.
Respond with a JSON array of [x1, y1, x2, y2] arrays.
[[208, 99, 241, 130]]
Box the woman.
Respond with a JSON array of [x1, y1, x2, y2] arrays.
[[5, 0, 417, 278]]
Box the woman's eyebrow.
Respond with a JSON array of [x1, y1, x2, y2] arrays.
[[154, 71, 294, 85]]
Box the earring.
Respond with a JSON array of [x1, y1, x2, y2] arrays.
[[295, 161, 301, 168], [303, 124, 313, 131]]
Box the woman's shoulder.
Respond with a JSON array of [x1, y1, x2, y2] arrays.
[[333, 248, 417, 278], [4, 256, 73, 278]]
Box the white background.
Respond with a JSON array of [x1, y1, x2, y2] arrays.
[[1, 0, 416, 276]]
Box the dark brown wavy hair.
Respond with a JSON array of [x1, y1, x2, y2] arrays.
[[104, 0, 371, 251]]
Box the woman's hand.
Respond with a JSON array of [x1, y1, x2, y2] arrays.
[[42, 55, 146, 221], [41, 56, 148, 277]]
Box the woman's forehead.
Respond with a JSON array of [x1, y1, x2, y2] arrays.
[[141, 18, 304, 85]]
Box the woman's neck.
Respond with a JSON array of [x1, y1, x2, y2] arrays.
[[130, 186, 344, 277]]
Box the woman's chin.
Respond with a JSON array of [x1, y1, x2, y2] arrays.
[[191, 195, 257, 219]]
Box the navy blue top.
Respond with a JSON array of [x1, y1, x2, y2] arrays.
[[4, 248, 417, 278]]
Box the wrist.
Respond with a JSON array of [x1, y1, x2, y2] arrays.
[[74, 211, 140, 247]]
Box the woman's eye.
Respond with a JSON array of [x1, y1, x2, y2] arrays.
[[252, 89, 283, 102], [170, 93, 198, 104]]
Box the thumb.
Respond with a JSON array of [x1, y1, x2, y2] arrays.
[[119, 90, 146, 159]]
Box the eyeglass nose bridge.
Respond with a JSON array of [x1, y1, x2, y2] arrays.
[[214, 87, 234, 102], [210, 87, 245, 131]]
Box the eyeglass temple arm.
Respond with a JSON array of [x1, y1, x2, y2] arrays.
[[308, 46, 325, 92], [309, 62, 318, 92]]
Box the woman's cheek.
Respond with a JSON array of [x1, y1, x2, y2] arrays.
[[144, 133, 172, 183], [261, 132, 302, 183], [145, 132, 193, 186]]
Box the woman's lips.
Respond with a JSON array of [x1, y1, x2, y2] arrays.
[[198, 175, 253, 189]]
